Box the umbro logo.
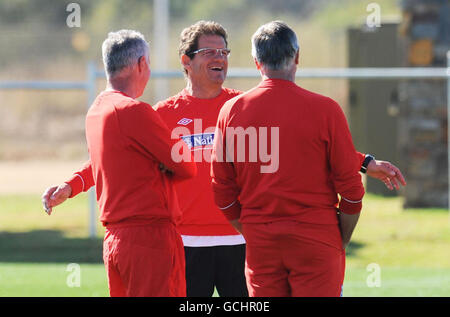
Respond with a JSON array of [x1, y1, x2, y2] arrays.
[[177, 118, 193, 125]]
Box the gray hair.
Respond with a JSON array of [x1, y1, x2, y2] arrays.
[[251, 21, 299, 71], [102, 29, 149, 79]]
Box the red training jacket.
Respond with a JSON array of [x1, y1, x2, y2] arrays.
[[211, 78, 365, 225], [66, 90, 196, 227], [154, 87, 242, 236]]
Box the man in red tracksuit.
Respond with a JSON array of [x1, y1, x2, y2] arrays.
[[211, 21, 384, 297], [43, 23, 405, 297], [51, 21, 247, 297], [154, 21, 248, 297], [155, 21, 405, 297], [41, 30, 196, 297]]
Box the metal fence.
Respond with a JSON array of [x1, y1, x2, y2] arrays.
[[1, 55, 449, 237]]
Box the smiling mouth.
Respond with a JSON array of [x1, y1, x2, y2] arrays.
[[210, 66, 223, 71]]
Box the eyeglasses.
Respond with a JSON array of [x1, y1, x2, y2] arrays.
[[188, 47, 231, 58]]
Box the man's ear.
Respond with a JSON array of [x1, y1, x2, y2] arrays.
[[254, 57, 261, 70], [137, 56, 148, 73], [294, 50, 299, 66], [181, 54, 192, 72]]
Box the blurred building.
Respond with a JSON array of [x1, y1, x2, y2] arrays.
[[348, 23, 403, 197], [348, 0, 450, 207]]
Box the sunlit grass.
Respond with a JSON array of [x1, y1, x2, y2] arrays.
[[348, 194, 450, 268], [0, 193, 449, 296]]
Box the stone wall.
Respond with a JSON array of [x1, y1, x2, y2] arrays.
[[398, 0, 450, 207]]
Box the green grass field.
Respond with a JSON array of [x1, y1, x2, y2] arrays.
[[0, 193, 449, 297]]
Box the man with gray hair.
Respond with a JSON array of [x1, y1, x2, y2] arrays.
[[41, 29, 196, 296], [211, 21, 382, 296], [250, 21, 300, 71]]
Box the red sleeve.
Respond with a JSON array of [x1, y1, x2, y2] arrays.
[[117, 102, 196, 181], [65, 160, 95, 198], [210, 105, 242, 221], [327, 100, 365, 215], [357, 151, 365, 168]]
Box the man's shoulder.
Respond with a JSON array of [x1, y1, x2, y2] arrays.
[[218, 87, 254, 119], [118, 99, 153, 114], [110, 96, 155, 119], [222, 87, 243, 99], [94, 92, 151, 115], [218, 87, 244, 110], [291, 85, 341, 111], [154, 91, 186, 113], [295, 84, 334, 102], [224, 85, 258, 104]]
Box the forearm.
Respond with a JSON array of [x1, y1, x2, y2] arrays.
[[338, 211, 360, 249], [229, 219, 242, 234]]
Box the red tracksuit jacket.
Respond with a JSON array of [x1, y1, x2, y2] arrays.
[[66, 90, 196, 227], [154, 87, 242, 235], [211, 78, 365, 225]]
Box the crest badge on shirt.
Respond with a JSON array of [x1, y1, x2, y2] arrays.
[[177, 118, 193, 125]]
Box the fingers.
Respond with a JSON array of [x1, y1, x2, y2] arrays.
[[45, 205, 52, 215], [50, 186, 66, 201], [389, 164, 407, 186], [382, 177, 394, 190], [391, 177, 400, 190], [386, 176, 399, 190], [41, 184, 71, 215], [42, 186, 57, 201], [42, 186, 58, 215], [379, 161, 406, 190], [42, 198, 52, 215], [159, 163, 174, 176]]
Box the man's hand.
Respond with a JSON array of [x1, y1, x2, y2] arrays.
[[366, 160, 406, 190], [41, 183, 72, 215], [159, 163, 174, 176]]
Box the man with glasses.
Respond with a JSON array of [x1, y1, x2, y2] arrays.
[[42, 21, 405, 297], [154, 21, 248, 297], [155, 20, 405, 297]]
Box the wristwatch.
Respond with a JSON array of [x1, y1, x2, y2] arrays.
[[360, 154, 375, 174]]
